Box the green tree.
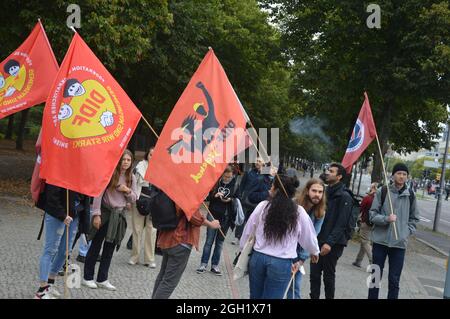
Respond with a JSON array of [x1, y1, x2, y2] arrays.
[[263, 0, 450, 181], [1, 1, 300, 158]]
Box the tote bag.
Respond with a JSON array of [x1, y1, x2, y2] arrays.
[[233, 209, 263, 280]]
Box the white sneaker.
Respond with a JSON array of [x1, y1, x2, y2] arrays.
[[128, 259, 137, 265], [149, 262, 157, 269], [82, 279, 98, 289], [96, 280, 116, 291], [48, 285, 61, 298], [34, 287, 56, 299]]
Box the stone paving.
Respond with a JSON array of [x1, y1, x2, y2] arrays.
[[0, 186, 447, 299]]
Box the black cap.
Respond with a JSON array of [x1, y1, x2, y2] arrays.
[[392, 163, 409, 175]]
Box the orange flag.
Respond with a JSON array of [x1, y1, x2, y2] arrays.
[[0, 21, 58, 119], [145, 49, 250, 219], [39, 32, 142, 197]]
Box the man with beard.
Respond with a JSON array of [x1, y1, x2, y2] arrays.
[[287, 178, 326, 299], [309, 163, 353, 299]]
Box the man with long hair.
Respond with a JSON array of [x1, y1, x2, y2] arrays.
[[287, 178, 326, 298]]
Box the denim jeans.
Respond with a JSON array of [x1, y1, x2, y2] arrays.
[[368, 243, 406, 299], [200, 215, 229, 267], [249, 250, 293, 299], [39, 213, 79, 283], [78, 235, 91, 257]]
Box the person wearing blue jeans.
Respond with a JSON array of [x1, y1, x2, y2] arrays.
[[35, 184, 90, 299], [288, 178, 326, 299], [368, 243, 406, 299], [78, 235, 91, 259], [197, 167, 237, 275], [368, 163, 419, 299], [249, 250, 293, 299], [240, 175, 320, 299], [39, 214, 79, 291]]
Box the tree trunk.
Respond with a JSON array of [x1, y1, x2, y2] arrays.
[[15, 109, 30, 150], [371, 102, 392, 183], [5, 114, 15, 139]]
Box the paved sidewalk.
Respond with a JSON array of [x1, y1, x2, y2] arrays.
[[0, 191, 447, 299]]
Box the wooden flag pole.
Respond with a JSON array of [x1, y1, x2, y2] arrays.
[[375, 134, 398, 240], [141, 115, 160, 139], [283, 271, 296, 299], [247, 121, 289, 198], [64, 189, 69, 299]]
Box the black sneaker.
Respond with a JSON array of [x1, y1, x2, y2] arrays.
[[126, 236, 133, 250], [58, 264, 76, 276], [352, 262, 361, 268], [196, 265, 207, 274], [76, 255, 86, 263], [210, 267, 222, 276]]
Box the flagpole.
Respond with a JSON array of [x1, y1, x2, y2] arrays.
[[375, 134, 398, 240], [141, 115, 160, 139], [64, 189, 69, 299], [139, 115, 226, 238], [247, 121, 289, 198], [202, 203, 226, 239]]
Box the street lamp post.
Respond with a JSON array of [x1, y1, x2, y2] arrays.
[[433, 121, 449, 232]]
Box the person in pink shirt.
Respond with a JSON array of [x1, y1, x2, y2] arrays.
[[240, 175, 320, 299], [82, 149, 137, 291]]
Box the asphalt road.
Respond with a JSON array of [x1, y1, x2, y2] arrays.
[[351, 173, 450, 235]]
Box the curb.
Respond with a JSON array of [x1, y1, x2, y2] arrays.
[[223, 246, 240, 299], [415, 237, 449, 257]]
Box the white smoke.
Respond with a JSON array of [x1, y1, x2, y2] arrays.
[[289, 116, 331, 144]]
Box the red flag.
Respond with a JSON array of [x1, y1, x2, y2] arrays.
[[342, 92, 377, 172], [30, 129, 44, 204], [39, 32, 142, 197], [0, 21, 58, 119], [145, 49, 250, 219]]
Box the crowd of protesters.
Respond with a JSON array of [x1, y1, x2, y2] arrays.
[[34, 147, 419, 300]]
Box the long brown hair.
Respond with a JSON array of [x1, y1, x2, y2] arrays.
[[295, 178, 326, 219], [108, 149, 134, 191], [264, 175, 300, 244]]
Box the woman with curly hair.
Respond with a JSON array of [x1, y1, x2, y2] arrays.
[[240, 175, 320, 299]]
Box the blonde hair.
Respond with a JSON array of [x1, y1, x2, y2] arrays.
[[295, 178, 326, 219]]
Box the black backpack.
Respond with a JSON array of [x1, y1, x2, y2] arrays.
[[343, 188, 361, 240], [136, 186, 153, 217], [147, 187, 180, 231]]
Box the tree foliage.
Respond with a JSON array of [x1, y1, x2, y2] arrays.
[[0, 0, 302, 156], [263, 0, 450, 181]]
